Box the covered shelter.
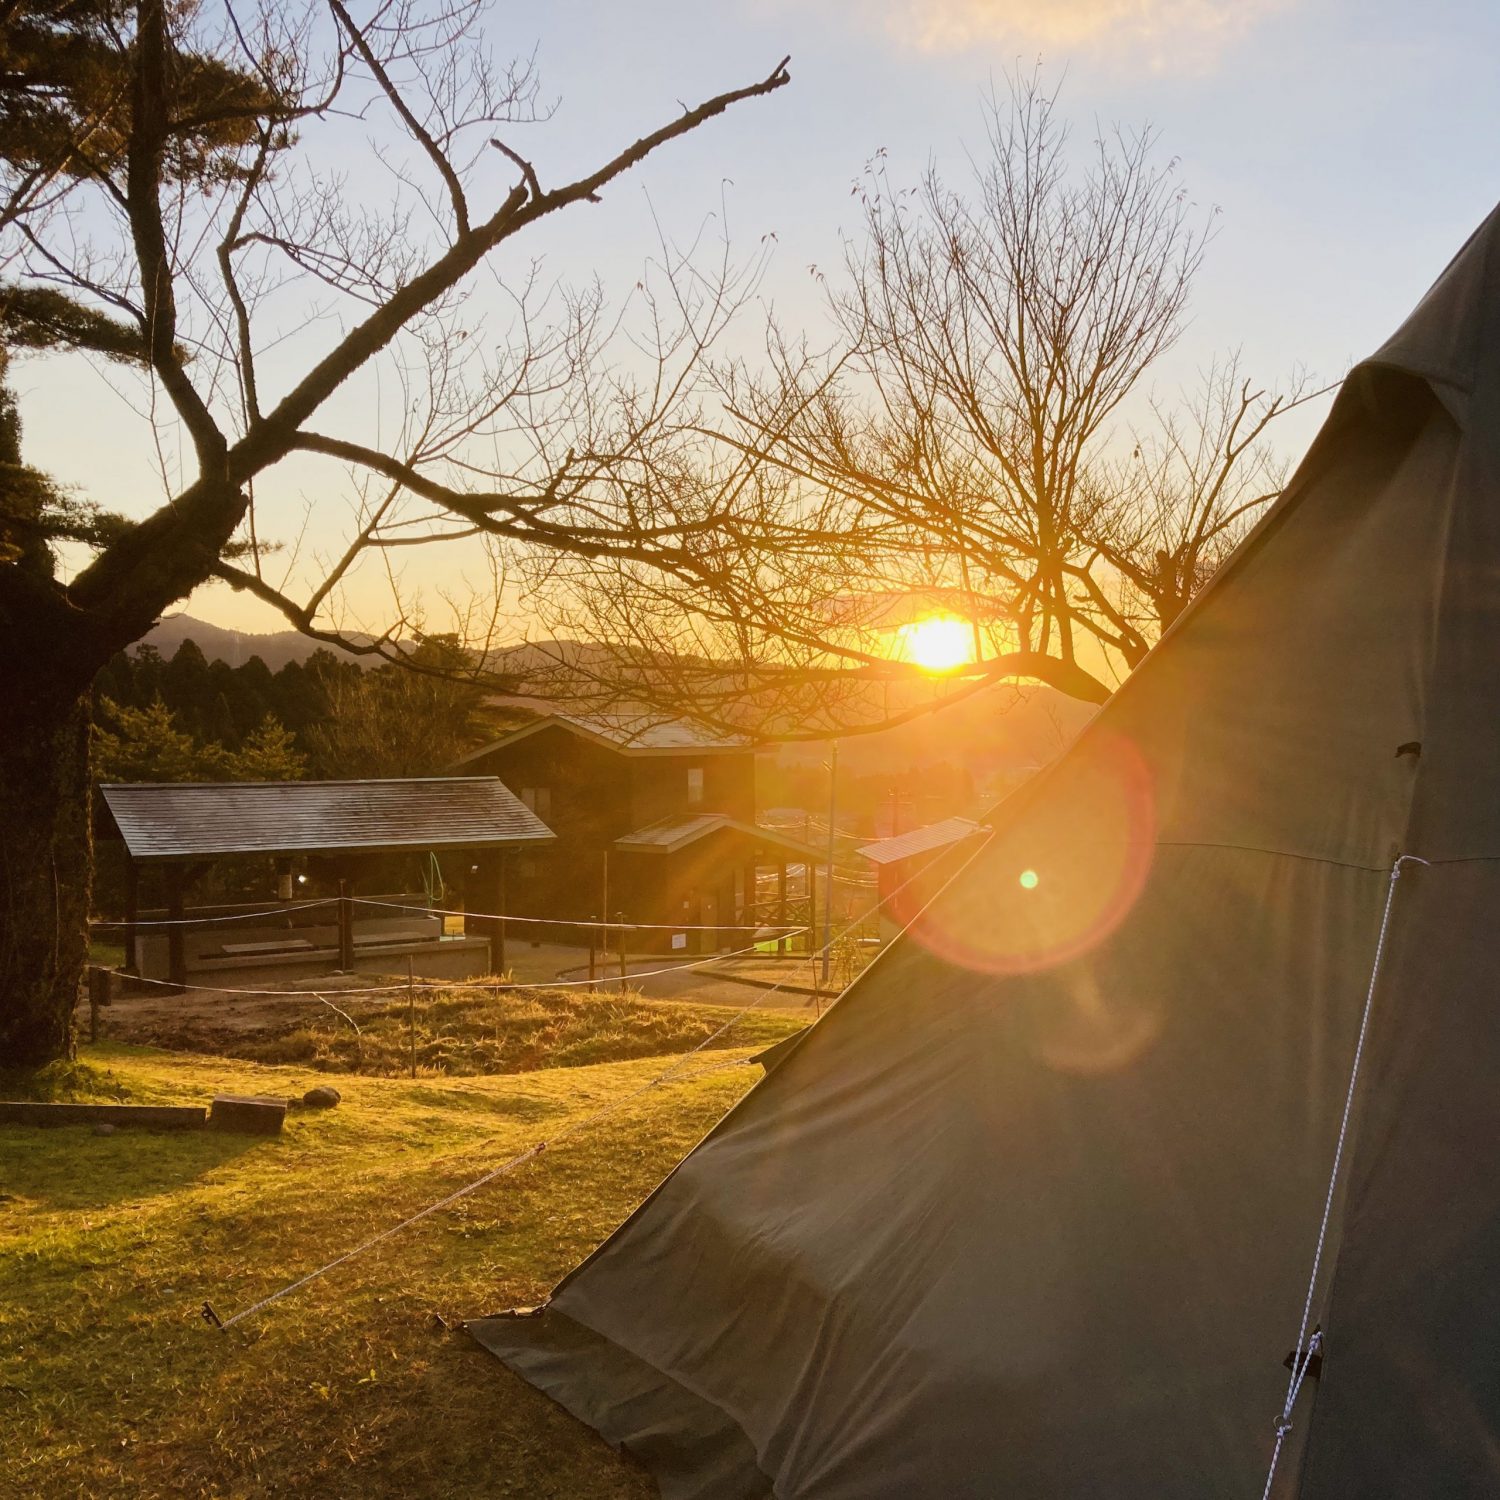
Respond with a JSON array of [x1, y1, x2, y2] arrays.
[[471, 209, 1500, 1496], [99, 777, 553, 989]]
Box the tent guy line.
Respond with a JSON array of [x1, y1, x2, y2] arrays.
[[90, 900, 805, 935], [199, 838, 994, 1335], [1261, 852, 1429, 1500], [205, 1056, 753, 1334], [116, 929, 811, 999], [90, 900, 340, 928], [348, 896, 807, 933]]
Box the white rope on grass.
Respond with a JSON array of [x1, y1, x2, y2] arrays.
[[210, 1054, 754, 1331], [1260, 852, 1428, 1499], [203, 838, 992, 1334]]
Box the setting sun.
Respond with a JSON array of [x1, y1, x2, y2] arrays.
[[895, 615, 975, 673]]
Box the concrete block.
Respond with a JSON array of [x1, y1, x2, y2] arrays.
[[208, 1095, 287, 1135]]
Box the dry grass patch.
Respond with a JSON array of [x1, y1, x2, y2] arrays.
[[102, 982, 805, 1078]]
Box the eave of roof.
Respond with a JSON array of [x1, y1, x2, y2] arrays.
[[614, 813, 825, 862], [856, 817, 988, 866], [100, 777, 556, 863], [452, 712, 754, 765]]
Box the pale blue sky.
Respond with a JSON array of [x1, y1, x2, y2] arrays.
[[20, 0, 1500, 633]]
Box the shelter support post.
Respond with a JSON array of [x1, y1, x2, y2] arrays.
[[777, 862, 788, 955], [123, 859, 141, 980], [469, 855, 507, 977], [337, 876, 354, 973], [496, 854, 507, 976], [807, 866, 817, 968], [166, 868, 187, 993]]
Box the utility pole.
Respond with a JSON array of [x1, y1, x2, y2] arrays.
[[820, 739, 838, 985]]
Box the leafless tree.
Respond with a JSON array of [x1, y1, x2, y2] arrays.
[[0, 0, 791, 1066], [706, 71, 1322, 707]]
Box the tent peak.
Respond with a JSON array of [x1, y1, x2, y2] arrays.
[[1361, 199, 1500, 420]]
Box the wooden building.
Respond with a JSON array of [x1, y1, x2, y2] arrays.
[[98, 777, 553, 989], [453, 714, 823, 951]]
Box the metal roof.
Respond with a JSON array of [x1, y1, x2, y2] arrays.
[[614, 813, 825, 861], [100, 778, 555, 863], [856, 817, 989, 867], [454, 712, 753, 765]]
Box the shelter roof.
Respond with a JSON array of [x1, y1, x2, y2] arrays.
[[614, 813, 823, 862], [100, 778, 555, 863], [454, 712, 753, 764], [856, 816, 988, 866]]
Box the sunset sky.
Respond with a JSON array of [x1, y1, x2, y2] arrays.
[[18, 0, 1500, 635]]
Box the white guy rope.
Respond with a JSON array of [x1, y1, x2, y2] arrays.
[[348, 895, 801, 935], [119, 929, 809, 1001], [205, 835, 994, 1333], [1260, 852, 1428, 1499], [91, 899, 338, 928]]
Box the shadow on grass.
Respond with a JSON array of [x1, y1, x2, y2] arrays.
[[402, 1086, 567, 1122], [0, 1127, 264, 1212]]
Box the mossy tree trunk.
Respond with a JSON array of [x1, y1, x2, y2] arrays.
[[0, 664, 92, 1068]]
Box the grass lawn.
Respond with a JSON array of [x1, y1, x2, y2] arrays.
[[0, 1038, 777, 1497]]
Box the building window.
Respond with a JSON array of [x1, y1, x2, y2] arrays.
[[521, 786, 553, 820], [687, 767, 705, 807]]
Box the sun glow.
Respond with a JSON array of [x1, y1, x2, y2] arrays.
[[895, 615, 976, 673]]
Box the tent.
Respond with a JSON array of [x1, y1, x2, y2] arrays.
[[470, 205, 1500, 1498]]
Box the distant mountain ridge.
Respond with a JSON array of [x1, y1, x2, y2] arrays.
[[139, 615, 1098, 781], [138, 614, 368, 671]]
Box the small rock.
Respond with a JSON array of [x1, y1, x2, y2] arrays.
[[302, 1085, 341, 1109], [93, 1122, 117, 1137]]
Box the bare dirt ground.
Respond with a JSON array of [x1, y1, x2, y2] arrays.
[[78, 972, 398, 1049]]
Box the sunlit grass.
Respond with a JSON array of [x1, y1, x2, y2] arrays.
[[0, 1040, 764, 1497]]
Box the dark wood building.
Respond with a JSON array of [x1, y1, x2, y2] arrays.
[[98, 777, 554, 988], [453, 714, 823, 951]]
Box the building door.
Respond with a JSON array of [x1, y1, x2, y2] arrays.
[[698, 890, 718, 954]]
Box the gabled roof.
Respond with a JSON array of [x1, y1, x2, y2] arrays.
[[614, 813, 824, 862], [856, 816, 989, 866], [100, 777, 555, 862], [453, 712, 753, 765]]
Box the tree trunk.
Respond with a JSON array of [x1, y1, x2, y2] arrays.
[[0, 670, 91, 1069]]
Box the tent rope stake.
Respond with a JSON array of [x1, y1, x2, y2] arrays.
[[1261, 851, 1428, 1499]]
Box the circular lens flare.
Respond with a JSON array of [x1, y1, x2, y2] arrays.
[[896, 732, 1155, 976]]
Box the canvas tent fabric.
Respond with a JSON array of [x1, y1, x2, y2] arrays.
[[469, 204, 1500, 1498]]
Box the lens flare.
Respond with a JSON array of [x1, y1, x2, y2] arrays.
[[895, 731, 1155, 976]]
